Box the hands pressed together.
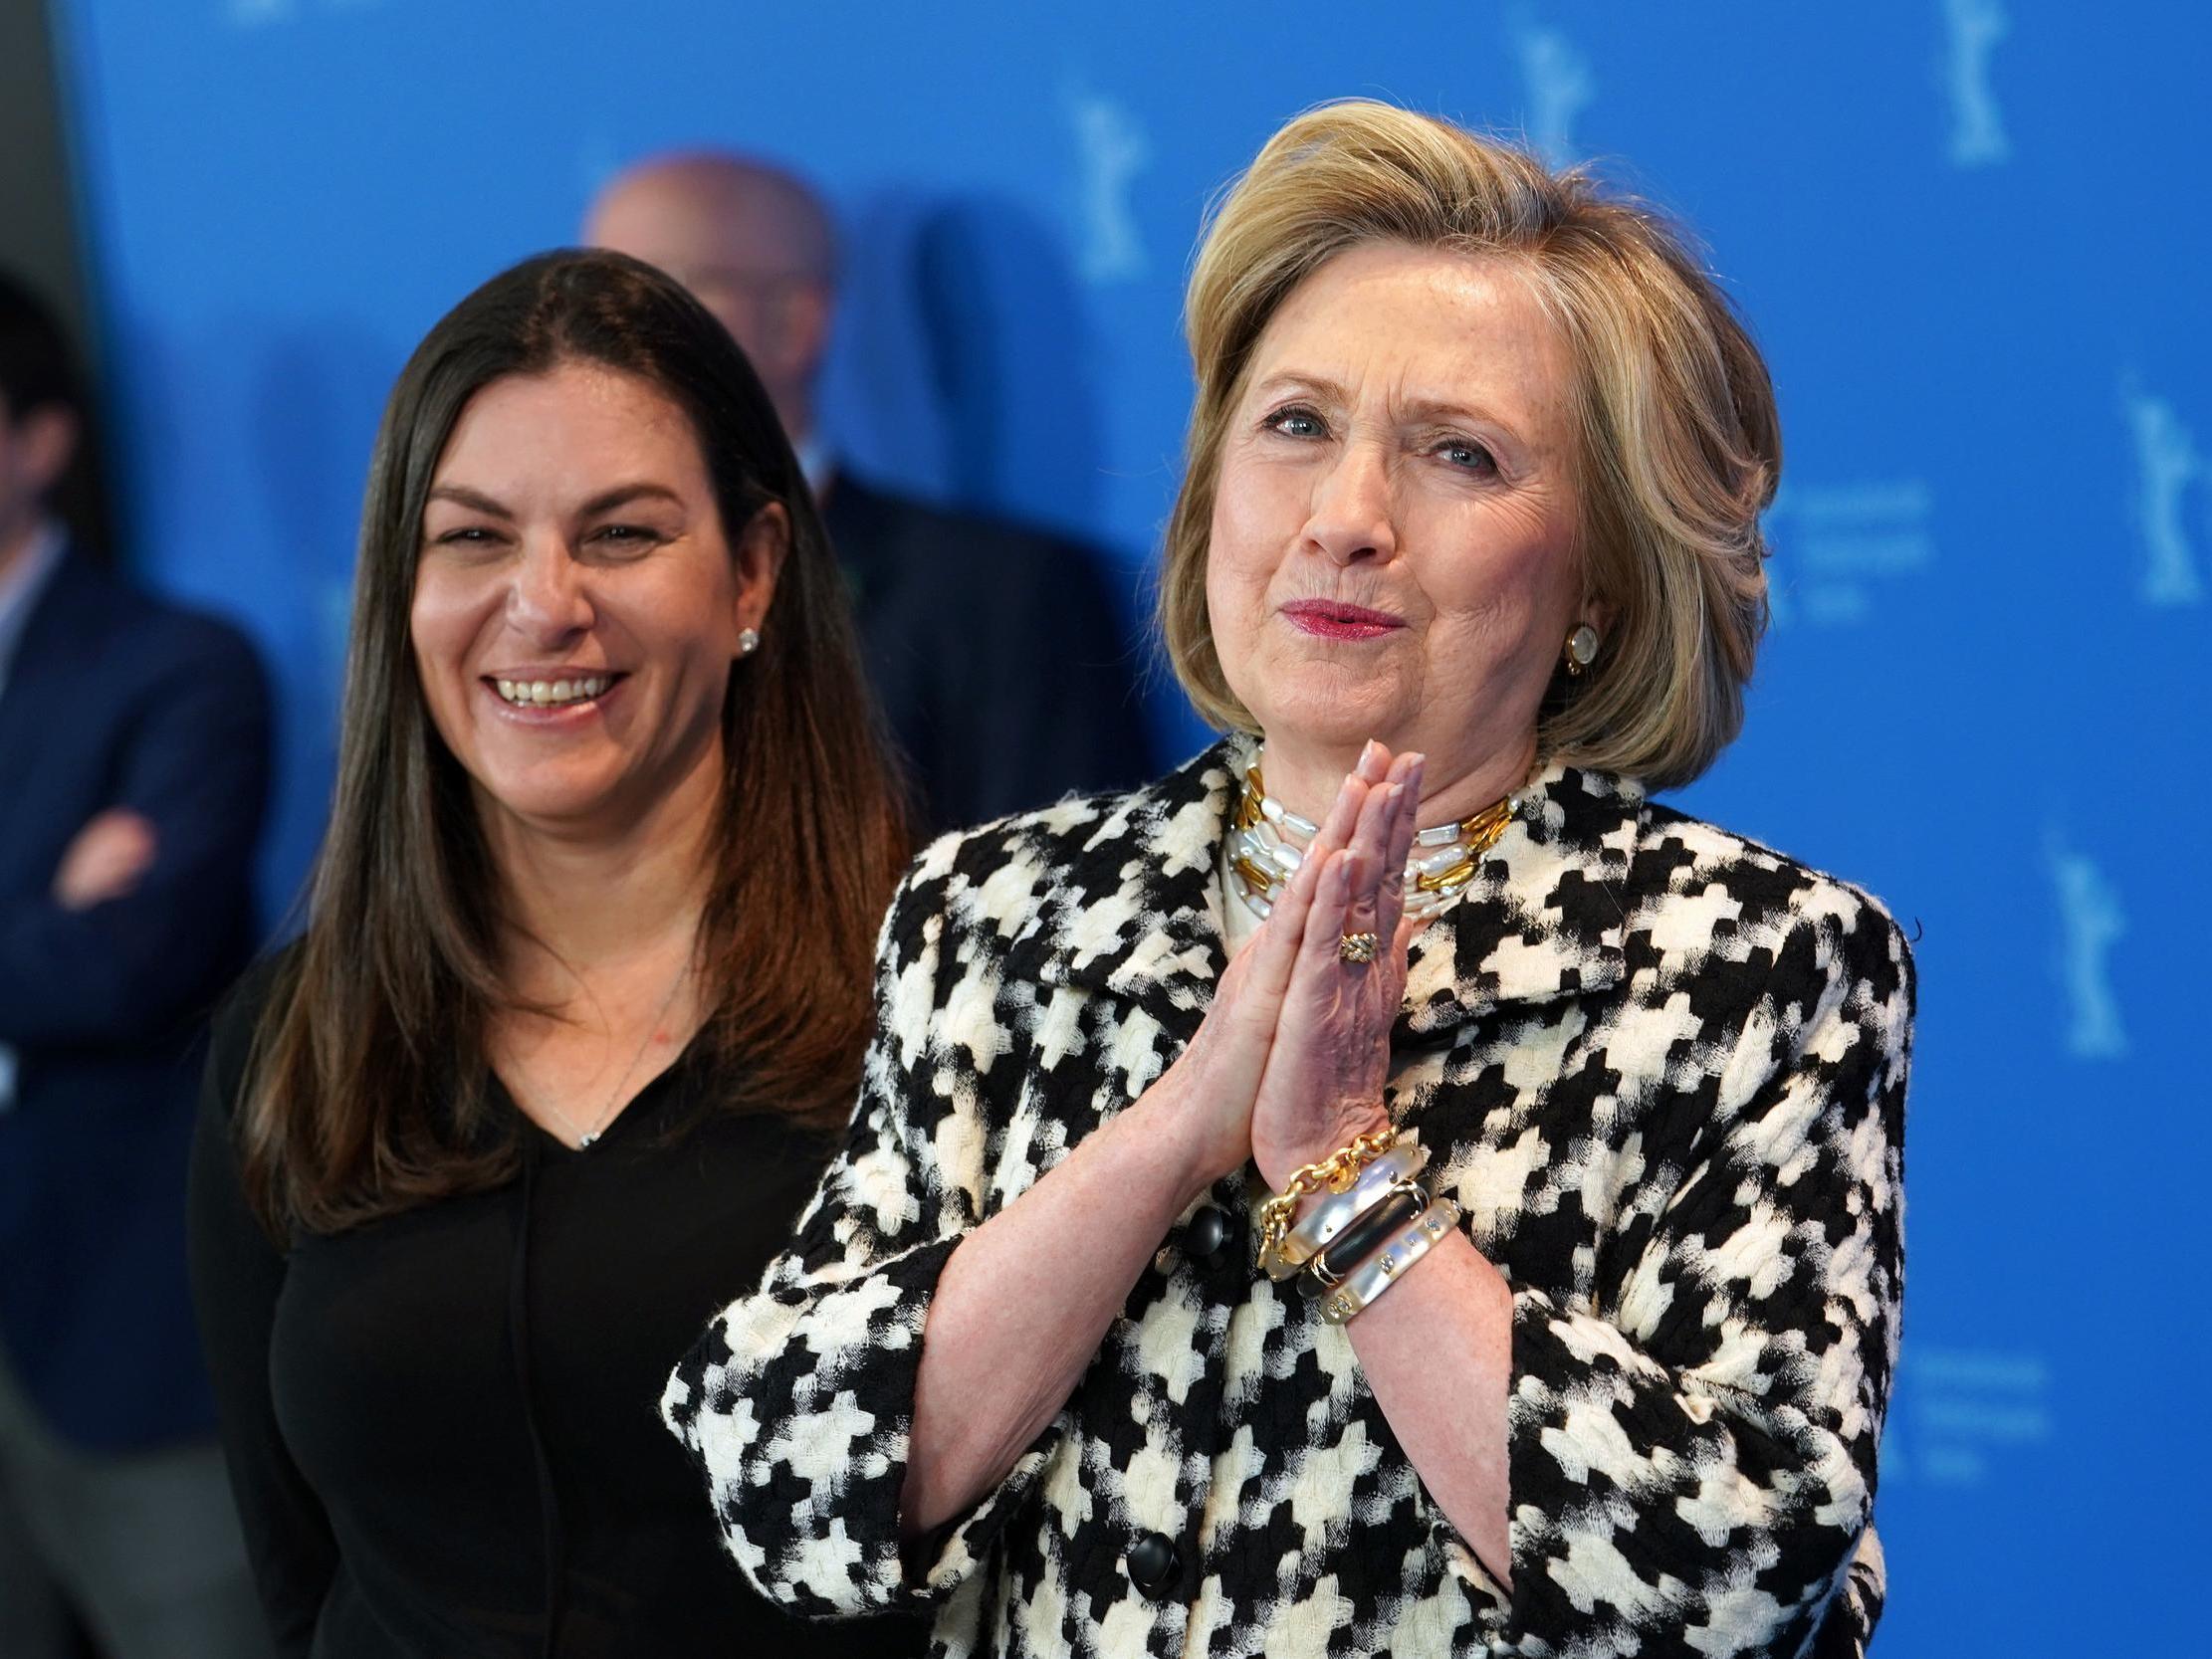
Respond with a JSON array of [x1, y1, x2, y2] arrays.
[[1168, 740, 1430, 1197]]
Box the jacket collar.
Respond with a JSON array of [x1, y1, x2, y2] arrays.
[[1001, 737, 1641, 1044]]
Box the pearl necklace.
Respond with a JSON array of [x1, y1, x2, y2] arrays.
[[1226, 750, 1521, 924]]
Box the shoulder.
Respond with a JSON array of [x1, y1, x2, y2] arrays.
[[204, 939, 306, 1128], [55, 558, 267, 689], [879, 743, 1224, 957], [1627, 795, 1914, 1010], [136, 593, 267, 690], [884, 782, 1143, 946], [830, 475, 1112, 587]]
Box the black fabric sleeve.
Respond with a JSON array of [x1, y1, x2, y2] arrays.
[[185, 964, 337, 1658]]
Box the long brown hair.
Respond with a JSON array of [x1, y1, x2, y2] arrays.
[[242, 250, 907, 1235]]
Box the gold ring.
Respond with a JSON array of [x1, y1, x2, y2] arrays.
[[1337, 931, 1379, 964]]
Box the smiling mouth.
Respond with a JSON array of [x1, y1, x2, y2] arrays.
[[489, 674, 621, 709], [1281, 601, 1404, 640]]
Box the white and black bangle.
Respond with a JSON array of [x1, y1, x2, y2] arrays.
[[1306, 1182, 1431, 1291], [1259, 1140, 1430, 1282], [1317, 1197, 1463, 1327]]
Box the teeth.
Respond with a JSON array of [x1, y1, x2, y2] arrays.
[[495, 675, 609, 708]]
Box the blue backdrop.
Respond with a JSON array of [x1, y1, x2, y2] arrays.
[[50, 1, 2208, 1648]]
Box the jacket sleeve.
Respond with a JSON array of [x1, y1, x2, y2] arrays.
[[1454, 887, 1911, 1659], [661, 857, 1070, 1618], [185, 965, 338, 1657], [0, 616, 271, 1048]]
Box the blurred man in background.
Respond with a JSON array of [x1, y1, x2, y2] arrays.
[[586, 153, 1156, 834], [0, 270, 272, 1658]]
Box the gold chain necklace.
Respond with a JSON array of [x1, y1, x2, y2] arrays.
[[1226, 749, 1520, 923]]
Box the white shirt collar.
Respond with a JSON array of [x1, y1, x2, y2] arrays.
[[791, 434, 832, 498], [0, 518, 67, 697]]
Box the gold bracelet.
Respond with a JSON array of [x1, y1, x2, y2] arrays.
[[1259, 1140, 1430, 1282], [1255, 1125, 1397, 1264]]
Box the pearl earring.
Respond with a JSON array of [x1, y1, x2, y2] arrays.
[[1564, 623, 1600, 676], [737, 627, 761, 657]]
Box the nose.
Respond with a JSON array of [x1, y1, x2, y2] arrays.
[[507, 537, 595, 644], [1302, 438, 1398, 566]]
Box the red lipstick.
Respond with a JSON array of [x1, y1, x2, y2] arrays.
[[1280, 600, 1405, 641]]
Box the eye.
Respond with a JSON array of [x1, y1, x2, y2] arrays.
[[1263, 404, 1329, 441], [589, 523, 666, 551], [1436, 438, 1498, 476], [431, 524, 504, 548]]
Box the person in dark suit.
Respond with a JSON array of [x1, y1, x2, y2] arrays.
[[585, 152, 1156, 834], [0, 272, 273, 1655]]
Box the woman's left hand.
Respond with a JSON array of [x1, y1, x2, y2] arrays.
[[1247, 740, 1426, 1191]]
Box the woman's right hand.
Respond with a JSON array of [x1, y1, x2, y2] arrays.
[[1146, 767, 1375, 1197]]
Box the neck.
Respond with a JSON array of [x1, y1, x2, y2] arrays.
[[0, 510, 46, 585], [480, 747, 723, 997], [1257, 728, 1538, 834], [778, 402, 816, 459]]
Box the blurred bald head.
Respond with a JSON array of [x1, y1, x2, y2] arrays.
[[585, 153, 837, 441]]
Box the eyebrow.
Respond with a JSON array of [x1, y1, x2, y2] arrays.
[[1253, 372, 1527, 442], [1251, 371, 1350, 407], [423, 482, 686, 518], [425, 484, 513, 518]]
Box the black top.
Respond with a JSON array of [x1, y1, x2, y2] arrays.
[[187, 956, 923, 1658], [822, 472, 1154, 837]]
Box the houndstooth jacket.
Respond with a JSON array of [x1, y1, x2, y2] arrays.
[[663, 740, 1911, 1658]]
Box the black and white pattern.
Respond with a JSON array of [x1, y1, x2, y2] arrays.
[[663, 741, 1910, 1658]]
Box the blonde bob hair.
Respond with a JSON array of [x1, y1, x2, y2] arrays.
[[1159, 101, 1779, 791]]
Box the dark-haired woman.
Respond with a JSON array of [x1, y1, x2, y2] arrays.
[[187, 251, 916, 1658]]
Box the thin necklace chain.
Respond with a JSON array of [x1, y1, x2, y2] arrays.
[[541, 954, 696, 1151], [1226, 746, 1523, 924]]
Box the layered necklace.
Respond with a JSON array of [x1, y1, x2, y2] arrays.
[[1226, 748, 1523, 924]]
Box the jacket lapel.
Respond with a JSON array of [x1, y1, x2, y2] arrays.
[[1000, 742, 1237, 1046], [1400, 762, 1640, 1038]]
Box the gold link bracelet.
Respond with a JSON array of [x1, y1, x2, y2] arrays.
[[1256, 1126, 1398, 1262]]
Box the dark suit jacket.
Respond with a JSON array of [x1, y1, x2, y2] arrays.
[[0, 548, 270, 1452], [822, 473, 1154, 836]]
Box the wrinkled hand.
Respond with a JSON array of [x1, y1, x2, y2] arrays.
[[53, 808, 157, 912], [1153, 776, 1376, 1192], [1247, 741, 1425, 1192]]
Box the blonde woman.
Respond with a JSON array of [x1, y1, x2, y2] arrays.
[[668, 104, 1908, 1658]]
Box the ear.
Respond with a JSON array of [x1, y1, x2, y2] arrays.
[[16, 407, 79, 500], [731, 500, 790, 641]]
